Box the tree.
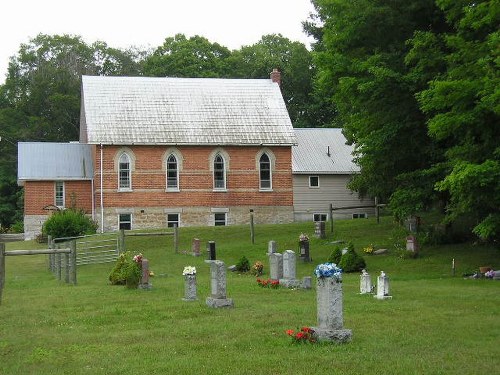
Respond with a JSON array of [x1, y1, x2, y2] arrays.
[[232, 34, 316, 127], [309, 0, 446, 203], [409, 0, 500, 241], [143, 34, 232, 78], [0, 34, 144, 229]]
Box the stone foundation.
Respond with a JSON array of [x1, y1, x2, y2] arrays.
[[98, 206, 293, 232]]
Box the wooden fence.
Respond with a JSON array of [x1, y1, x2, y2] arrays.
[[0, 241, 77, 305]]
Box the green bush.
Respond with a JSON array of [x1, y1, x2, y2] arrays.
[[327, 246, 342, 264], [109, 252, 142, 286], [339, 242, 366, 272], [235, 255, 250, 272], [42, 209, 97, 239], [9, 220, 24, 233]]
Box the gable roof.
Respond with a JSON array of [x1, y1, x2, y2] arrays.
[[80, 75, 296, 146], [17, 142, 94, 185], [292, 128, 359, 174]]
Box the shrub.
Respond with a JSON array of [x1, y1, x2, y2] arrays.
[[109, 252, 142, 286], [235, 255, 250, 272], [339, 242, 366, 272], [327, 246, 342, 264], [9, 220, 24, 233], [42, 209, 97, 239]]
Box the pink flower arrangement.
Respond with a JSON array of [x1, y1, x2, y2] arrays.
[[257, 278, 280, 289]]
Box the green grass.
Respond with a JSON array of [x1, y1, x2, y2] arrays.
[[1, 217, 499, 374]]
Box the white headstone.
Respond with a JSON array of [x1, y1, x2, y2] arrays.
[[374, 271, 392, 300], [360, 269, 372, 294]]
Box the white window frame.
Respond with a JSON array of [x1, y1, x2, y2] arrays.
[[259, 153, 272, 191], [118, 153, 132, 191], [213, 153, 227, 191], [309, 176, 320, 188], [118, 213, 132, 230], [313, 213, 328, 222], [166, 153, 179, 191], [167, 213, 180, 228], [214, 212, 227, 226], [352, 213, 368, 219], [55, 181, 65, 208]]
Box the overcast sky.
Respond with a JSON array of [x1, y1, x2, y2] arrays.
[[0, 0, 315, 84]]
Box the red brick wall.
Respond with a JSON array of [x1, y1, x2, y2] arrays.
[[94, 145, 293, 208], [24, 180, 93, 215]]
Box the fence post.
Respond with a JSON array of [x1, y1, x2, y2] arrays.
[[119, 229, 125, 253], [64, 251, 70, 284], [48, 235, 53, 271], [56, 249, 62, 281], [173, 224, 179, 254], [0, 243, 5, 305], [69, 240, 77, 285]]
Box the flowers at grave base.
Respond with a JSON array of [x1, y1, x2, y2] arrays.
[[363, 244, 375, 255], [314, 262, 343, 282], [251, 261, 264, 276], [133, 253, 143, 263], [286, 327, 316, 344], [256, 278, 280, 289], [149, 271, 155, 277], [299, 233, 310, 242], [485, 269, 495, 278], [182, 266, 196, 276]]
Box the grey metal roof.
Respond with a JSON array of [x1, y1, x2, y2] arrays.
[[80, 75, 296, 146], [17, 142, 94, 185], [292, 128, 359, 174]]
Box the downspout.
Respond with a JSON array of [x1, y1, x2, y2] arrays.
[[100, 143, 104, 233]]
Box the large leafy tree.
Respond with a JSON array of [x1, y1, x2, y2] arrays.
[[143, 34, 232, 78], [309, 0, 447, 203], [0, 34, 143, 228], [408, 0, 500, 241], [231, 34, 317, 127]]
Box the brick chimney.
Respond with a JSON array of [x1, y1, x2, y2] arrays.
[[270, 68, 281, 87]]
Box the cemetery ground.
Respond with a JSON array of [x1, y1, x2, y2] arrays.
[[1, 217, 498, 375]]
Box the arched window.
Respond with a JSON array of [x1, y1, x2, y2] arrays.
[[259, 153, 272, 190], [213, 153, 226, 190], [166, 154, 179, 190], [118, 153, 131, 190]]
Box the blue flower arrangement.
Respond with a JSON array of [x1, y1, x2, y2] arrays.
[[314, 262, 343, 282]]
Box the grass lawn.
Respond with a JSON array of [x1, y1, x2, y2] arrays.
[[1, 217, 499, 374]]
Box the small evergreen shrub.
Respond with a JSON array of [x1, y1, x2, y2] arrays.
[[339, 242, 366, 272], [109, 252, 142, 286], [327, 246, 342, 264], [235, 255, 250, 272], [42, 209, 97, 239]]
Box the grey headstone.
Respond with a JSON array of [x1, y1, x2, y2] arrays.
[[267, 240, 277, 255], [182, 275, 197, 301], [269, 253, 283, 281]]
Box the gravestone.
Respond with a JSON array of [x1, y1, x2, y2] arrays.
[[374, 271, 392, 300], [299, 240, 310, 262], [314, 221, 326, 239], [206, 260, 234, 308], [312, 277, 352, 343], [207, 241, 216, 260], [279, 250, 300, 288], [192, 238, 201, 257], [139, 259, 152, 290], [269, 253, 283, 281], [182, 275, 197, 301], [267, 240, 277, 255], [406, 236, 419, 254], [302, 276, 312, 289], [360, 269, 372, 294]]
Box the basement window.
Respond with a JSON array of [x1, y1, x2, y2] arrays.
[[167, 213, 180, 228], [119, 213, 132, 230], [313, 213, 328, 222], [214, 213, 227, 226], [352, 213, 368, 219]]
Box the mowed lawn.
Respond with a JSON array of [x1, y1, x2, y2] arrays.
[[1, 218, 499, 375]]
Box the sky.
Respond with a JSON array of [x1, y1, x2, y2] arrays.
[[0, 0, 316, 84]]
